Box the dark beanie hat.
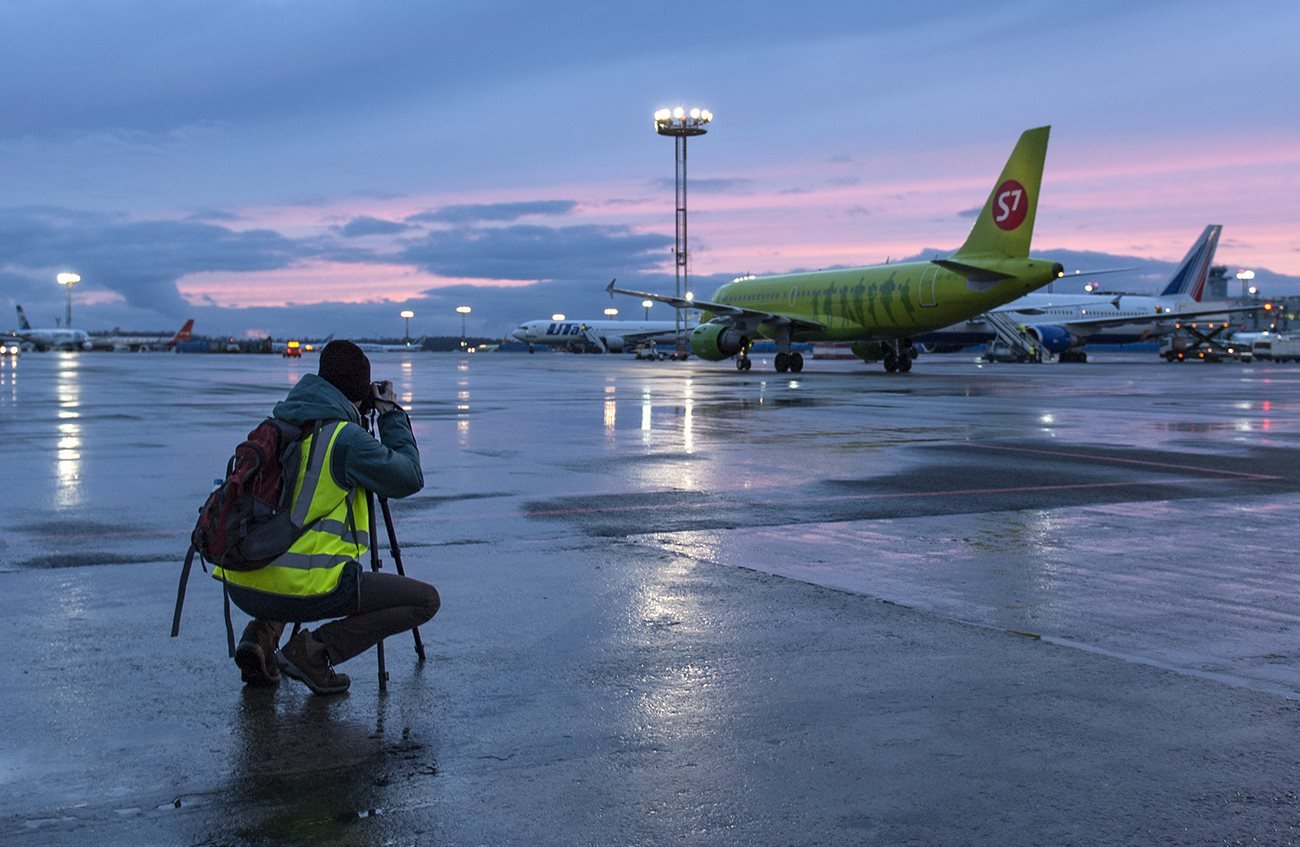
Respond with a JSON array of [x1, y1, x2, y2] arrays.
[[319, 340, 371, 402]]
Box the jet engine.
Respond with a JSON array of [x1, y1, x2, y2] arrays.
[[1023, 324, 1079, 354], [689, 321, 748, 361], [603, 337, 625, 353]]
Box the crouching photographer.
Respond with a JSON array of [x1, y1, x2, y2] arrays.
[[219, 339, 439, 695]]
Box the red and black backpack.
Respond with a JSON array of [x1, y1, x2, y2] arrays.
[[171, 418, 323, 649]]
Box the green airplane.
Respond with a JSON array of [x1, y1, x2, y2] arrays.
[[608, 125, 1066, 373]]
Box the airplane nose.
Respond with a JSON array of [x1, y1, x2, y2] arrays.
[[511, 330, 526, 341]]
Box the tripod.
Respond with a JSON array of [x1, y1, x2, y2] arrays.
[[366, 409, 426, 691]]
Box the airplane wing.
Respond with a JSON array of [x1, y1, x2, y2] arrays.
[[1055, 302, 1265, 331], [604, 279, 826, 333]]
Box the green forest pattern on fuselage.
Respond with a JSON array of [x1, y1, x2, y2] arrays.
[[705, 257, 1060, 343]]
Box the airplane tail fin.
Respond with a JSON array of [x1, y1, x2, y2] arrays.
[[1157, 225, 1221, 302], [952, 126, 1051, 260], [16, 305, 32, 331], [169, 319, 195, 345]]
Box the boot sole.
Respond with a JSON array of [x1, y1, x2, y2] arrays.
[[235, 643, 280, 686], [277, 653, 350, 695]]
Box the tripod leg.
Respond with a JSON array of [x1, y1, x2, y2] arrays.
[[367, 490, 388, 690], [380, 496, 426, 661]]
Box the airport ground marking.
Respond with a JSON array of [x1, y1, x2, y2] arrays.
[[968, 443, 1284, 482]]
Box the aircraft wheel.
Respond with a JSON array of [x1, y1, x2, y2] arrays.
[[775, 352, 790, 373], [883, 353, 898, 373], [735, 357, 746, 371], [898, 354, 912, 373], [790, 352, 803, 373], [743, 358, 753, 371]]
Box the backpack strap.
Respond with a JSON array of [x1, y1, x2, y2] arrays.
[[222, 576, 237, 658], [170, 543, 199, 638]]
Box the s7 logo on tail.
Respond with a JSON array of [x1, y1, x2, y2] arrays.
[[993, 180, 1027, 231]]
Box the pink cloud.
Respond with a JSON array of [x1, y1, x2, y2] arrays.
[[177, 261, 531, 308]]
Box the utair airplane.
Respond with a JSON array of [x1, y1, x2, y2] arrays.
[[511, 318, 694, 353], [916, 224, 1264, 362], [13, 305, 92, 351], [89, 319, 195, 351], [608, 126, 1068, 373]]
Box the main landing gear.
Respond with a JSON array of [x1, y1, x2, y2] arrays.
[[774, 351, 804, 373]]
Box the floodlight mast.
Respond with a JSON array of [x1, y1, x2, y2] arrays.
[[654, 106, 712, 355], [56, 272, 81, 328]]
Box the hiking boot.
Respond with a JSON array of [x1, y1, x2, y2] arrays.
[[277, 629, 350, 695], [235, 621, 281, 686]]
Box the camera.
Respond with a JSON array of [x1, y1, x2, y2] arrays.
[[360, 380, 393, 414]]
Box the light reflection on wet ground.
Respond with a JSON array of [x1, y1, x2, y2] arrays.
[[5, 349, 1300, 843]]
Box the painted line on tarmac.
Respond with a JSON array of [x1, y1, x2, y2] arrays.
[[971, 443, 1284, 481]]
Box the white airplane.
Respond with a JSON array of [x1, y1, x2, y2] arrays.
[[511, 318, 694, 353], [917, 225, 1262, 362], [353, 337, 425, 353], [13, 305, 92, 351], [89, 319, 195, 351]]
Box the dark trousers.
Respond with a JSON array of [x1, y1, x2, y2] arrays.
[[232, 568, 439, 666], [315, 571, 439, 664]]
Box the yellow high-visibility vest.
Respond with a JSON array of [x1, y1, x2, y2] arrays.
[[213, 421, 369, 597]]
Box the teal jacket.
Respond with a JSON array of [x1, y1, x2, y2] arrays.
[[272, 373, 423, 500]]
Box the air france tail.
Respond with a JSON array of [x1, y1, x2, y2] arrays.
[[1158, 225, 1222, 302]]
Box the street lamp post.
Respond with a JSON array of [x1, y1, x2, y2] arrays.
[[56, 273, 81, 328], [400, 310, 415, 344], [642, 299, 653, 320], [1236, 269, 1255, 299], [1236, 269, 1257, 330], [456, 305, 472, 348], [654, 106, 712, 355]]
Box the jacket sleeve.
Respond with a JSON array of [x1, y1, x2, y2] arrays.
[[333, 411, 424, 499]]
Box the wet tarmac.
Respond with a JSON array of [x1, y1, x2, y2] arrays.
[[3, 349, 1300, 845]]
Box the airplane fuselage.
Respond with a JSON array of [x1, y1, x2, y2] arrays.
[[512, 319, 691, 351], [703, 257, 1064, 343], [16, 328, 91, 351], [920, 293, 1238, 349]]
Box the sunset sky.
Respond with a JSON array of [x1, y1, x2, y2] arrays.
[[2, 0, 1296, 339]]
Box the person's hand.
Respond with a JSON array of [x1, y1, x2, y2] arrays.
[[372, 380, 399, 414]]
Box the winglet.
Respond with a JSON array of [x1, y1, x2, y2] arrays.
[[605, 278, 617, 297]]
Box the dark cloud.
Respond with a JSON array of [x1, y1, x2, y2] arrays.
[[340, 216, 412, 237], [401, 223, 672, 281], [0, 206, 331, 317], [407, 200, 578, 225], [0, 203, 679, 338]]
